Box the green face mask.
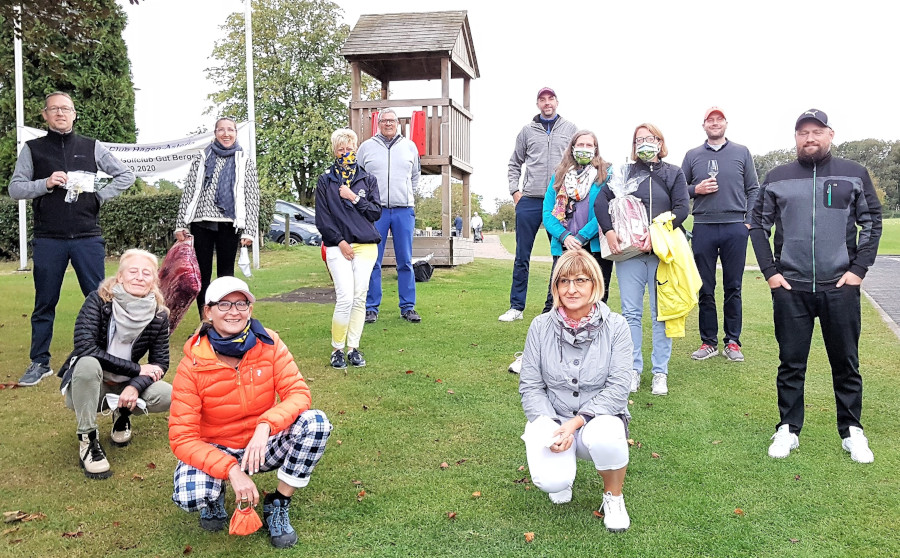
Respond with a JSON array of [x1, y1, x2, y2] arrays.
[[636, 142, 660, 162], [573, 147, 594, 165]]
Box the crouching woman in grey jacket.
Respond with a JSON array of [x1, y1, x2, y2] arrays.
[[519, 249, 634, 532]]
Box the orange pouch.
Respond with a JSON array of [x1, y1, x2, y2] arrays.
[[229, 502, 263, 536]]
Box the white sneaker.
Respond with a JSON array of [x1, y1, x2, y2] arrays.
[[651, 374, 668, 396], [630, 370, 641, 393], [548, 487, 572, 504], [601, 491, 630, 532], [508, 352, 523, 374], [841, 426, 874, 463], [498, 308, 524, 322], [768, 424, 799, 458]]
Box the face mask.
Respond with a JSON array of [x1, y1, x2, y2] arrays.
[[338, 150, 356, 167], [573, 147, 594, 165], [636, 142, 660, 162]]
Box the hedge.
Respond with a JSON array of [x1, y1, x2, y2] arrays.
[[0, 190, 276, 260]]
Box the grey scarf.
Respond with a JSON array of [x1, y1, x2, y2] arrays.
[[110, 283, 157, 346]]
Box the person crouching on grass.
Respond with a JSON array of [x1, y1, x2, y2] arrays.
[[519, 250, 634, 532], [59, 249, 171, 480], [315, 128, 382, 369], [169, 276, 332, 549]]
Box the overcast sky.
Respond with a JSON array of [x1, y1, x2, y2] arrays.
[[119, 0, 898, 210]]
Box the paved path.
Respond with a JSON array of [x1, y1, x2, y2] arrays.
[[473, 234, 552, 262]]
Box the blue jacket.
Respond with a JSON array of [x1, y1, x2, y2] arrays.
[[542, 172, 609, 256]]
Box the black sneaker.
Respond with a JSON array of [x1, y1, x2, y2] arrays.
[[199, 491, 228, 532], [347, 349, 366, 367], [365, 310, 378, 324], [401, 309, 421, 323], [331, 350, 347, 369], [111, 408, 133, 447], [263, 494, 298, 548], [19, 361, 54, 386]]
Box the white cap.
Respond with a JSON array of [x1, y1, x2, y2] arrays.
[[205, 276, 255, 304]]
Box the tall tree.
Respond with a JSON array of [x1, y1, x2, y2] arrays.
[[0, 0, 137, 191], [208, 0, 375, 204]]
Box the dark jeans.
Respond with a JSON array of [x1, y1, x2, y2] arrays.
[[772, 285, 863, 438], [31, 236, 106, 364], [543, 251, 614, 312], [191, 223, 240, 316], [692, 222, 749, 347], [509, 196, 545, 311]]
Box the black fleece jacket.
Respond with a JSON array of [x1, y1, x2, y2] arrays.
[[315, 163, 382, 247], [58, 291, 170, 394]]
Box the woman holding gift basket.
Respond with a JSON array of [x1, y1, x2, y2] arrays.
[[594, 123, 688, 396]]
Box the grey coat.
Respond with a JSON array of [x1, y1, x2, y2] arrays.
[[520, 303, 633, 423], [508, 115, 578, 198]]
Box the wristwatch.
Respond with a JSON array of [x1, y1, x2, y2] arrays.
[[352, 194, 361, 205]]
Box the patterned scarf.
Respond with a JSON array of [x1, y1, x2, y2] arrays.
[[551, 166, 597, 225], [557, 303, 598, 330], [335, 151, 358, 207], [205, 140, 242, 219], [206, 318, 274, 358]]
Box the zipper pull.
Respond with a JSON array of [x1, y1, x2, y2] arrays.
[[827, 183, 832, 206]]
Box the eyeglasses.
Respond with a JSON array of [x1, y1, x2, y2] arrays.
[[796, 129, 829, 139], [634, 136, 660, 144], [45, 106, 75, 114], [380, 119, 397, 125], [212, 300, 251, 312], [557, 277, 593, 287]]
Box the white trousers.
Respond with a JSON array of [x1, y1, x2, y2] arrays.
[[325, 244, 377, 350], [523, 415, 629, 495]]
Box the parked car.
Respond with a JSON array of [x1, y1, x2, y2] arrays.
[[268, 214, 321, 246], [275, 200, 317, 232]]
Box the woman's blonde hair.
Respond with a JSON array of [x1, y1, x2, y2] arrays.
[[98, 249, 168, 313], [331, 128, 358, 154], [630, 122, 668, 161], [550, 250, 606, 309]]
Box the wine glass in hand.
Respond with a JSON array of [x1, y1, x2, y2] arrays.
[[707, 160, 719, 179]]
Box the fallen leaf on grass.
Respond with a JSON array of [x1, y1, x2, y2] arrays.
[[794, 475, 801, 481], [62, 530, 83, 538], [627, 438, 635, 446], [132, 474, 144, 481], [112, 521, 121, 527], [357, 490, 366, 502], [513, 477, 531, 484], [65, 507, 74, 512], [398, 349, 404, 353], [183, 545, 193, 555], [636, 442, 643, 448], [651, 452, 660, 459], [146, 462, 157, 469], [471, 491, 482, 498], [524, 532, 535, 542], [517, 466, 525, 472], [790, 538, 800, 544], [440, 462, 449, 469], [628, 399, 634, 405], [645, 402, 653, 408], [4, 511, 46, 524], [447, 512, 457, 520], [447, 389, 455, 394], [405, 370, 414, 374], [352, 480, 362, 486], [593, 510, 604, 518], [734, 508, 745, 516], [711, 440, 722, 445], [0, 383, 20, 390], [2, 527, 20, 535], [455, 459, 467, 465], [362, 405, 368, 411], [435, 379, 443, 383]]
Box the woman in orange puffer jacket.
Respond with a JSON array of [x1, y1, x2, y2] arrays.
[[169, 276, 331, 549]]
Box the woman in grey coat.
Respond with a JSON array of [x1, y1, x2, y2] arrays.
[[519, 250, 634, 532]]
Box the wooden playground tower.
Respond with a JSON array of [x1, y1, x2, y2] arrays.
[[341, 10, 479, 266]]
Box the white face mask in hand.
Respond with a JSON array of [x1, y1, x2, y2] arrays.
[[238, 246, 252, 277], [636, 142, 660, 162]]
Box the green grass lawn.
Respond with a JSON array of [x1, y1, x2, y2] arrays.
[[1, 245, 898, 557]]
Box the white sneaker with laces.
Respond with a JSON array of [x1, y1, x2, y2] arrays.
[[508, 352, 523, 374], [841, 426, 874, 463], [630, 370, 640, 393], [651, 374, 668, 396], [768, 424, 799, 458], [498, 308, 524, 322], [601, 491, 630, 532], [548, 487, 572, 504]]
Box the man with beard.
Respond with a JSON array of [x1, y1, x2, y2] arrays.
[[750, 109, 882, 463], [682, 107, 759, 363]]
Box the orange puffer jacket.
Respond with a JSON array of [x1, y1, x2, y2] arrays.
[[168, 328, 312, 480]]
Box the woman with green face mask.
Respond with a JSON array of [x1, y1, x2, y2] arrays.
[[539, 130, 614, 314], [593, 123, 689, 397]]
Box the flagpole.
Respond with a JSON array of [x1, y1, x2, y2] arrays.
[[14, 4, 28, 271], [244, 0, 259, 269]]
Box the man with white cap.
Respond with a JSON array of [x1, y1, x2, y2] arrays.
[[681, 107, 759, 363], [500, 87, 577, 322], [750, 109, 882, 463]]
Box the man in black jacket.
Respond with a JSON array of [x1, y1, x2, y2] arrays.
[[9, 92, 135, 386], [750, 109, 882, 463]]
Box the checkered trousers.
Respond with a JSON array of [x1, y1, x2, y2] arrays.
[[172, 409, 332, 512]]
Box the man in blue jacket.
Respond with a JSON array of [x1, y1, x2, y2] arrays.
[[9, 92, 135, 386], [357, 108, 422, 323], [682, 107, 759, 363], [750, 109, 882, 463]]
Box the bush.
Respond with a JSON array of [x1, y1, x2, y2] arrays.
[[0, 190, 277, 260]]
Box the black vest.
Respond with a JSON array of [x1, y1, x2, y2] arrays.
[[27, 130, 102, 238]]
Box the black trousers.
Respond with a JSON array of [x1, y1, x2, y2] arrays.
[[190, 222, 240, 317], [772, 285, 863, 438], [543, 251, 614, 313]]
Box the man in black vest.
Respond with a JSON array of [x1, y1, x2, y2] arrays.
[[9, 92, 135, 386]]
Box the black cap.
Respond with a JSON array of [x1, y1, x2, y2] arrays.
[[795, 108, 829, 130]]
